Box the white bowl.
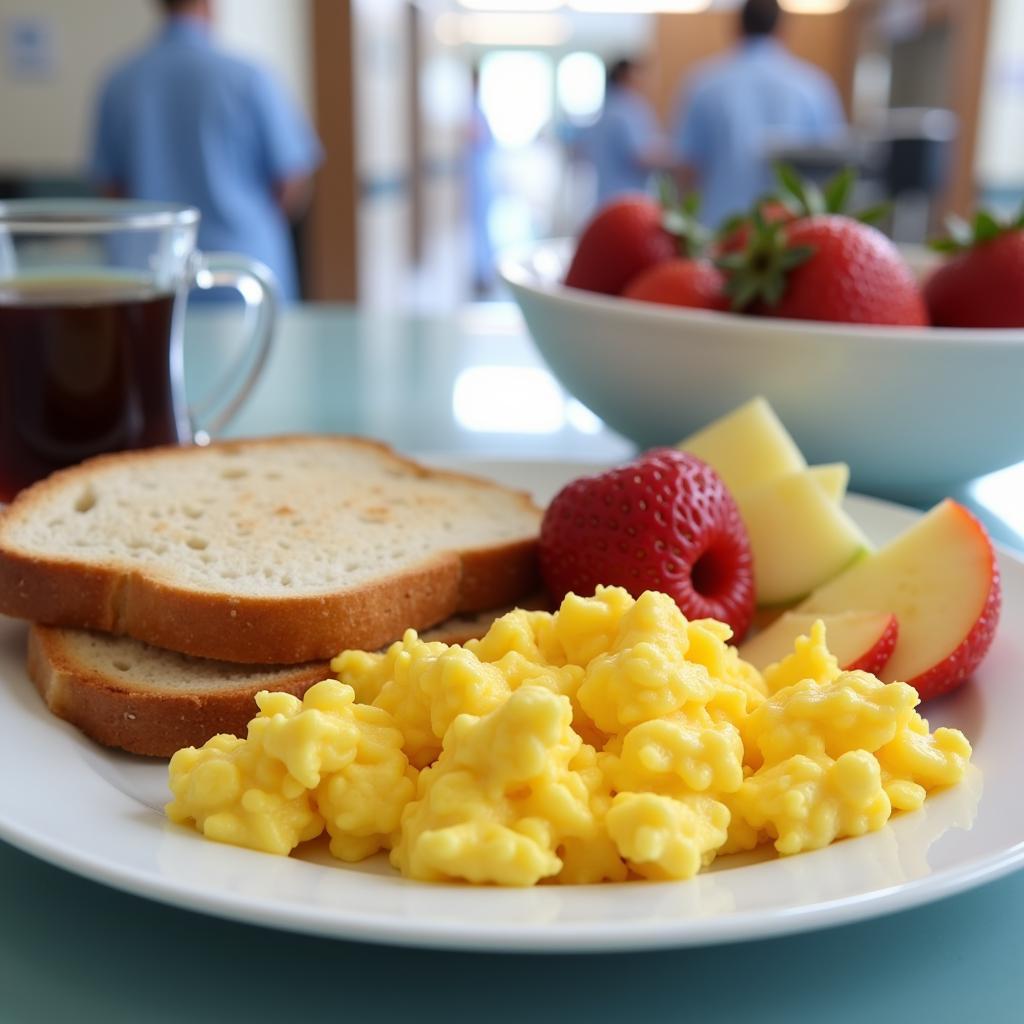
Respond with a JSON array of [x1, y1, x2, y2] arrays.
[[502, 238, 1024, 503]]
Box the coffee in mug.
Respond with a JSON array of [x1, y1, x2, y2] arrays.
[[0, 200, 276, 503]]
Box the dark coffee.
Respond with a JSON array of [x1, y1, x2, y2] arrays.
[[0, 277, 187, 502]]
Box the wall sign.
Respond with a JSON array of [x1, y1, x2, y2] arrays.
[[4, 16, 57, 81]]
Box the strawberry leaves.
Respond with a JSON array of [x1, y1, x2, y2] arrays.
[[931, 204, 1024, 253], [657, 176, 711, 260], [773, 163, 887, 224], [822, 166, 855, 216], [776, 162, 824, 215], [716, 209, 813, 310], [714, 166, 896, 311]]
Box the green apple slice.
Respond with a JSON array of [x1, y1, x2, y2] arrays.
[[677, 396, 805, 495], [739, 470, 872, 606], [807, 462, 849, 503]]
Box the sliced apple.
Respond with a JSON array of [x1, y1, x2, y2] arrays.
[[738, 470, 872, 607], [677, 396, 805, 495], [739, 610, 899, 676], [807, 462, 849, 504], [799, 500, 1001, 700]]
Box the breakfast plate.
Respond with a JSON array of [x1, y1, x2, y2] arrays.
[[0, 458, 1022, 953]]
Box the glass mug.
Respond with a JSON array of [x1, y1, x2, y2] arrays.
[[0, 199, 276, 503]]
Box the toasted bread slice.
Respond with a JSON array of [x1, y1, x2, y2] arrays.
[[0, 437, 541, 663], [27, 598, 550, 757], [27, 625, 329, 758]]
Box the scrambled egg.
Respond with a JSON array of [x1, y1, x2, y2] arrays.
[[166, 589, 972, 886]]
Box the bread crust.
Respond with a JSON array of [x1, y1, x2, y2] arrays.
[[27, 625, 331, 758], [26, 596, 551, 757], [0, 437, 541, 663]]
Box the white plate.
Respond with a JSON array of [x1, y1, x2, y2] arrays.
[[0, 459, 1022, 953]]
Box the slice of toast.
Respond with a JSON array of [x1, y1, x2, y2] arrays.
[[0, 437, 541, 664], [27, 600, 549, 758]]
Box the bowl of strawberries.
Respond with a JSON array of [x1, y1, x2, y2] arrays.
[[501, 171, 1024, 504]]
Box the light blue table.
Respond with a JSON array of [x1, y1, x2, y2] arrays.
[[2, 304, 1022, 1024]]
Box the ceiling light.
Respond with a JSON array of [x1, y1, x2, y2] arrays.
[[779, 0, 850, 13], [435, 12, 572, 46], [457, 0, 564, 10], [568, 0, 711, 12]]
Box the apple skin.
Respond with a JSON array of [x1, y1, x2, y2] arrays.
[[799, 501, 1001, 702], [739, 610, 898, 676], [843, 614, 899, 675], [907, 542, 1001, 701]]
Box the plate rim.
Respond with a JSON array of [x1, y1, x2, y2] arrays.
[[2, 789, 1024, 953]]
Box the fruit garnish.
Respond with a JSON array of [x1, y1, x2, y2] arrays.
[[619, 186, 728, 310], [925, 204, 1024, 328], [716, 199, 794, 257], [538, 449, 756, 640], [715, 166, 887, 256], [564, 196, 679, 296], [740, 611, 899, 677], [715, 208, 814, 310], [738, 469, 871, 607], [565, 183, 716, 297], [929, 205, 1024, 253], [678, 397, 999, 700], [771, 164, 889, 224], [799, 500, 1001, 701], [677, 399, 869, 607], [677, 396, 805, 495], [717, 211, 927, 325], [657, 179, 712, 259], [621, 258, 728, 311]]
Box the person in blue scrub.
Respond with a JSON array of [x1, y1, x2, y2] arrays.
[[466, 65, 497, 297], [90, 0, 322, 301], [672, 0, 846, 228], [588, 58, 668, 208]]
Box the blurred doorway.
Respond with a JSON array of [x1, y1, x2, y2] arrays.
[[329, 2, 654, 310]]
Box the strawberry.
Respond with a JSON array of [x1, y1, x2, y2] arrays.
[[616, 191, 727, 309], [714, 166, 886, 257], [716, 200, 793, 257], [924, 207, 1024, 327], [539, 449, 755, 640], [565, 196, 678, 296], [621, 258, 728, 311], [720, 213, 928, 326]]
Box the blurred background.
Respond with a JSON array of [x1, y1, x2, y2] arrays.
[[0, 0, 1020, 311]]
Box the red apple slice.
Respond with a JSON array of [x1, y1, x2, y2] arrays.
[[798, 500, 1000, 700], [739, 610, 898, 675]]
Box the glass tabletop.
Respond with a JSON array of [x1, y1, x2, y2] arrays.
[[185, 301, 1024, 553], [185, 302, 634, 464]]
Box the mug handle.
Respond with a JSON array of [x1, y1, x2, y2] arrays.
[[186, 251, 278, 442]]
